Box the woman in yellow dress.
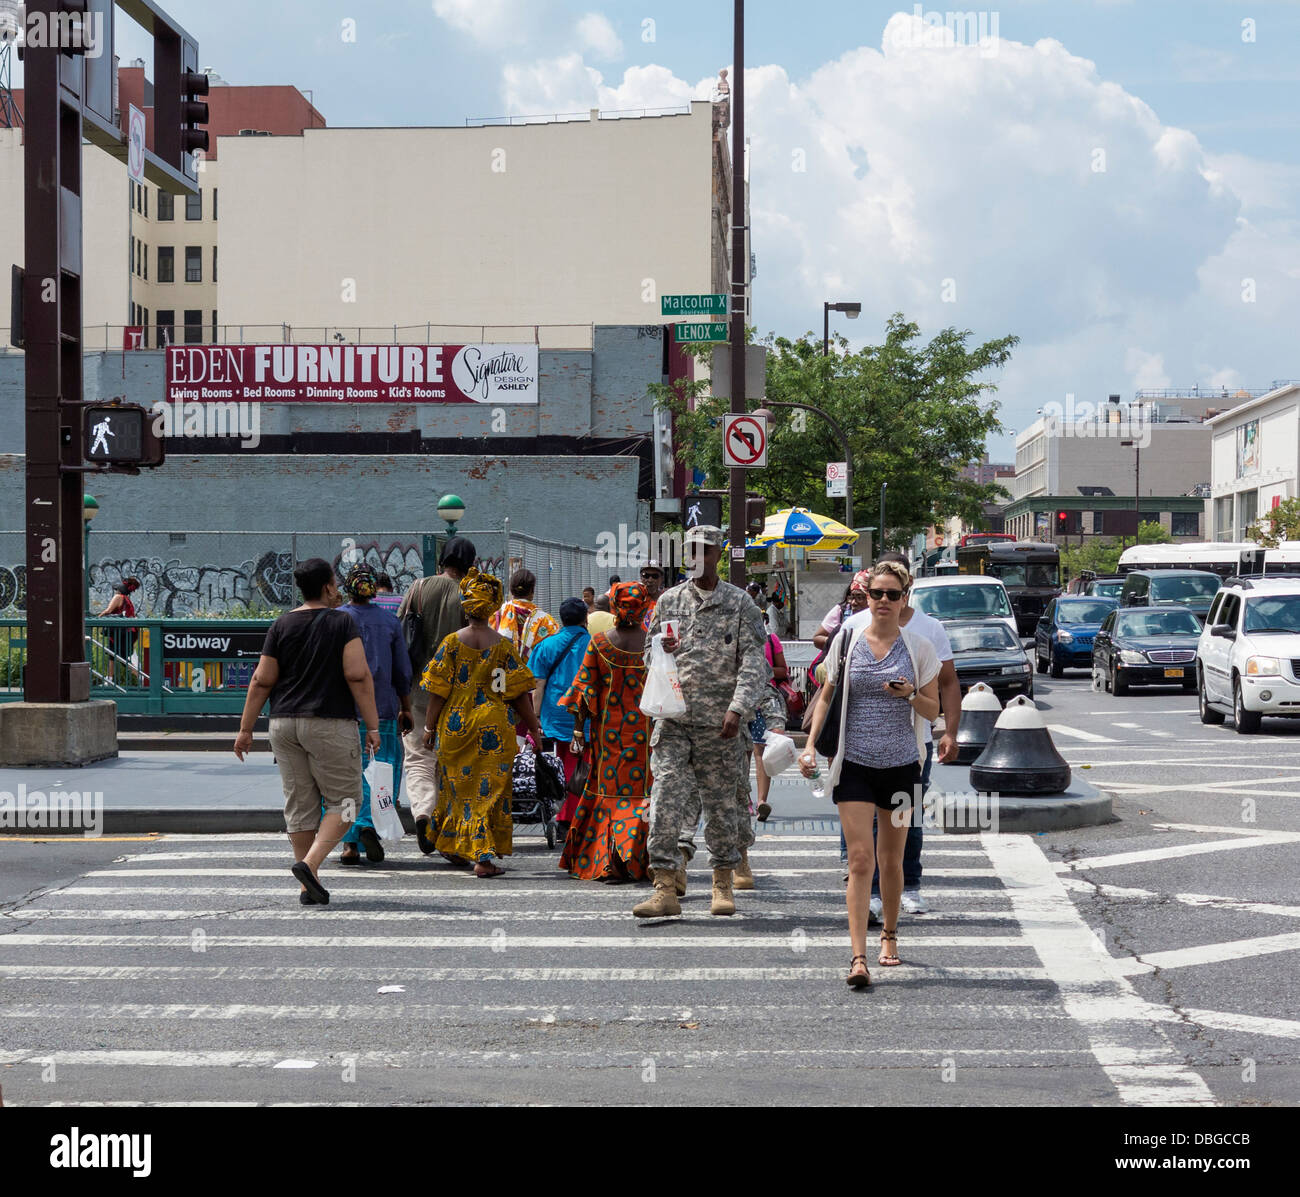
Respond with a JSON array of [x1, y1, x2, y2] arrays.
[[420, 569, 544, 877]]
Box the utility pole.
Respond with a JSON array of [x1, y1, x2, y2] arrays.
[[727, 0, 747, 585]]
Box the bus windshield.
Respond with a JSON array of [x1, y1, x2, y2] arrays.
[[988, 563, 1059, 588], [913, 584, 1014, 621]]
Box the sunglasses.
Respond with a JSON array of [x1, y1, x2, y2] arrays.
[[867, 587, 905, 602]]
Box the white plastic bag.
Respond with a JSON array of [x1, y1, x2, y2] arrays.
[[365, 755, 404, 843], [761, 731, 798, 778], [639, 632, 687, 719]]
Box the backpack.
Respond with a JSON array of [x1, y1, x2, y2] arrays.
[[402, 577, 431, 677]]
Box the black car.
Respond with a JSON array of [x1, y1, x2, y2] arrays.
[[945, 620, 1034, 701], [1085, 576, 1125, 601], [1034, 596, 1119, 677], [1092, 606, 1202, 695]]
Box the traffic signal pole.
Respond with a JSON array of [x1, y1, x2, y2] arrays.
[[727, 0, 747, 585]]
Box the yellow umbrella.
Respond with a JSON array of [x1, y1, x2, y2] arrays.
[[754, 507, 859, 552]]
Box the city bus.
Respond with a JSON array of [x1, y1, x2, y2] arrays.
[[956, 540, 1061, 635], [958, 532, 1016, 549], [1116, 541, 1300, 579]]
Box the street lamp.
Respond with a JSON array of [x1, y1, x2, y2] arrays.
[[436, 493, 466, 536], [82, 494, 99, 614], [823, 301, 862, 357]]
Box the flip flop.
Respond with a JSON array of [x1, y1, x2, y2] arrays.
[[291, 861, 329, 905], [358, 828, 385, 863], [474, 862, 506, 878]]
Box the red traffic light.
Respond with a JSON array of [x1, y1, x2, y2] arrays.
[[1056, 511, 1068, 522]]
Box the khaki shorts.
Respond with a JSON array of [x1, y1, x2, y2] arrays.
[[269, 716, 362, 833]]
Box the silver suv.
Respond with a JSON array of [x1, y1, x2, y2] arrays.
[[1197, 577, 1300, 733]]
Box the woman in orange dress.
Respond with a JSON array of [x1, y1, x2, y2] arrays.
[[557, 582, 652, 883]]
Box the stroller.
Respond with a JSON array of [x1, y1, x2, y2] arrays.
[[510, 747, 566, 848]]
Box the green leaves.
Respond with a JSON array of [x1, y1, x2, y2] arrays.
[[1246, 497, 1300, 548], [1060, 521, 1174, 578], [650, 314, 1016, 547]]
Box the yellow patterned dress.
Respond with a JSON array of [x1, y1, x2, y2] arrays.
[[421, 633, 536, 863]]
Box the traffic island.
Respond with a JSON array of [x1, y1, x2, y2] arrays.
[[928, 762, 1114, 834], [0, 700, 118, 767]]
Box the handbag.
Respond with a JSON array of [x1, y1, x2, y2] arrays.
[[774, 679, 804, 722], [566, 750, 591, 798], [813, 629, 852, 759]]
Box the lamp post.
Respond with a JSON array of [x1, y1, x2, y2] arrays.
[[753, 400, 853, 531], [880, 482, 888, 553], [82, 494, 99, 614], [436, 493, 466, 536], [823, 301, 862, 356]]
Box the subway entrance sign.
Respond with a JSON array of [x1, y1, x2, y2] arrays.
[[662, 294, 729, 317], [675, 322, 730, 343]]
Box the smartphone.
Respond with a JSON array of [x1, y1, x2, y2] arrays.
[[889, 678, 908, 690]]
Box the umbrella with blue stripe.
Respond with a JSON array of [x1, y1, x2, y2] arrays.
[[754, 507, 858, 551]]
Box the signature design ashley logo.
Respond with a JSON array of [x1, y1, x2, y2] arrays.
[[451, 346, 537, 402]]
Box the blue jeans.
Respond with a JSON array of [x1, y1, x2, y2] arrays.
[[838, 741, 931, 892]]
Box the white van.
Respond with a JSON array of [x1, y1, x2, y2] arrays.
[[908, 575, 1019, 641]]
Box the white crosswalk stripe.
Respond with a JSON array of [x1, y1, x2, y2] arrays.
[[0, 829, 1228, 1107]]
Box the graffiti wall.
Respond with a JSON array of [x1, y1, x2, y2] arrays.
[[85, 552, 295, 616]]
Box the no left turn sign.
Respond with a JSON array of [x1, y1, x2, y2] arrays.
[[723, 414, 767, 468]]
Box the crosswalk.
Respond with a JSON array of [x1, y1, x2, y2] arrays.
[[0, 830, 1223, 1106]]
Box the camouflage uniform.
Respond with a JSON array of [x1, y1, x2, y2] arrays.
[[645, 548, 770, 872]]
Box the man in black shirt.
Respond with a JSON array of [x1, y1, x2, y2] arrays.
[[235, 559, 381, 906]]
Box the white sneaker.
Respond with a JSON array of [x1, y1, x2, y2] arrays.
[[868, 895, 883, 923], [901, 889, 928, 915]]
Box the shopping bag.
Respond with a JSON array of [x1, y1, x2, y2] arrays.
[[365, 755, 404, 843], [761, 732, 798, 779], [639, 632, 686, 719]]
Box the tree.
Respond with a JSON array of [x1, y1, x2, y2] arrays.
[[1246, 497, 1300, 548], [651, 314, 1016, 548], [1060, 520, 1173, 580]]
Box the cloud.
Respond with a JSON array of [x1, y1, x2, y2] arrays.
[[432, 0, 532, 45], [575, 12, 623, 61], [495, 9, 1300, 448]]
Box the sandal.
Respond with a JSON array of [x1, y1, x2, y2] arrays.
[[878, 929, 901, 967], [474, 861, 506, 878], [846, 954, 872, 989], [338, 847, 363, 867], [757, 802, 772, 822]]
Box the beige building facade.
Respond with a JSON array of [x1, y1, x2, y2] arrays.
[[1207, 384, 1300, 541]]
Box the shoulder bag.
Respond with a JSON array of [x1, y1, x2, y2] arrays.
[[813, 628, 852, 759]]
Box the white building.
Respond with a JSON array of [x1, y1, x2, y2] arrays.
[[1207, 383, 1300, 541]]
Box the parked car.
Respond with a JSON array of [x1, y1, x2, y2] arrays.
[[1197, 577, 1300, 733], [945, 620, 1034, 701], [908, 575, 1019, 641], [1092, 606, 1202, 695], [1119, 569, 1221, 624], [1034, 596, 1119, 677]]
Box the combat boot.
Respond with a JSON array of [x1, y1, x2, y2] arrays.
[[711, 867, 736, 916], [674, 848, 689, 897], [633, 873, 682, 919], [733, 849, 755, 891]]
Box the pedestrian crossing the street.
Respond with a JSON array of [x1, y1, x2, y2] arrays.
[[0, 830, 1228, 1106]]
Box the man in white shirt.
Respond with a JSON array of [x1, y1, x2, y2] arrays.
[[841, 553, 962, 916]]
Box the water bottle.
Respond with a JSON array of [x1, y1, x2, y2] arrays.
[[809, 763, 825, 800]]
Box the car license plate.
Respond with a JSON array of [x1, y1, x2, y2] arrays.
[[1163, 668, 1184, 678]]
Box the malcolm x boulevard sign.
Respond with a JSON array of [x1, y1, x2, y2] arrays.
[[166, 344, 539, 405]]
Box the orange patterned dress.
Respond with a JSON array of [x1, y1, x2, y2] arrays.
[[557, 632, 651, 882]]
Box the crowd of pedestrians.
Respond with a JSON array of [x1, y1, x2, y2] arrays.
[[233, 527, 951, 991]]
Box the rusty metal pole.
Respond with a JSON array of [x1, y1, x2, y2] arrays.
[[727, 0, 747, 585], [23, 7, 90, 703]]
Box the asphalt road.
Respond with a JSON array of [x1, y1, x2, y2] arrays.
[[0, 675, 1296, 1107]]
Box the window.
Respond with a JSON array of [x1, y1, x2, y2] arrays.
[[142, 308, 149, 346], [130, 234, 136, 273], [211, 310, 219, 340], [212, 245, 217, 283], [183, 310, 203, 344], [185, 246, 202, 283], [157, 310, 176, 346], [143, 187, 148, 219], [213, 188, 217, 220], [1237, 489, 1258, 539], [158, 191, 174, 221], [186, 189, 202, 221], [1214, 496, 1233, 541], [1171, 511, 1200, 537], [158, 246, 174, 283], [143, 243, 148, 281]]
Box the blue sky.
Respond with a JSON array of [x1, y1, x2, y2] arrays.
[[20, 1, 1300, 460]]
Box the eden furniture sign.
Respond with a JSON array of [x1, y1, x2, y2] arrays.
[[166, 345, 539, 404]]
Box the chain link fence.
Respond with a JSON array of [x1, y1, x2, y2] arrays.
[[0, 527, 606, 620]]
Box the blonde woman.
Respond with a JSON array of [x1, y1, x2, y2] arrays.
[[800, 561, 940, 989]]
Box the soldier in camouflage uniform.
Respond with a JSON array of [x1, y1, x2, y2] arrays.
[[633, 526, 771, 918]]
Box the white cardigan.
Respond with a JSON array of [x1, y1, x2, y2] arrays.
[[819, 623, 940, 791]]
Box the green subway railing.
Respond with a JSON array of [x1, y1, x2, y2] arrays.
[[0, 618, 274, 715]]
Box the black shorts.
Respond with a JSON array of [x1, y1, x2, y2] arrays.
[[832, 759, 922, 812]]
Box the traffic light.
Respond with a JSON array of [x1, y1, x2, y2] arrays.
[[154, 25, 208, 183], [181, 70, 211, 159], [746, 496, 766, 535], [84, 404, 165, 469], [1056, 511, 1068, 526]]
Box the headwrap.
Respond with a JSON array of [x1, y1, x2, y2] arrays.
[[460, 568, 504, 620], [851, 570, 873, 594], [610, 581, 649, 628], [344, 563, 378, 600]]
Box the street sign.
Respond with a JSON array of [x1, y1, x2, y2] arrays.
[[826, 461, 848, 498], [662, 294, 729, 317], [127, 104, 146, 184], [723, 414, 767, 468], [161, 627, 268, 661], [675, 322, 729, 343], [683, 494, 723, 529]]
